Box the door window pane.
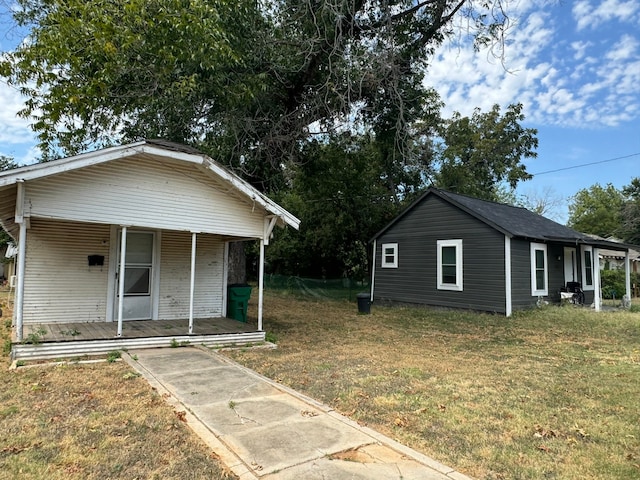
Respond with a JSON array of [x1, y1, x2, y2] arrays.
[[124, 267, 150, 295], [125, 232, 154, 264], [584, 250, 593, 286]]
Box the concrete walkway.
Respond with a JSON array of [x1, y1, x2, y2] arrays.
[[124, 347, 472, 480]]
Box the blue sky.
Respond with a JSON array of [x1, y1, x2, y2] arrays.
[[1, 1, 639, 222], [428, 0, 640, 221]]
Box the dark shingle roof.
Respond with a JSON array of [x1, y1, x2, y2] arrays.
[[373, 187, 628, 250], [436, 189, 588, 241]]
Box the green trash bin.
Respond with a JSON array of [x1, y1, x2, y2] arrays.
[[227, 284, 252, 322]]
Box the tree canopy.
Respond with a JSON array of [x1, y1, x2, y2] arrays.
[[1, 0, 541, 278], [2, 1, 512, 175], [567, 182, 633, 241], [433, 104, 536, 201]]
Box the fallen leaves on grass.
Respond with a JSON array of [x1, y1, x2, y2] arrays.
[[533, 425, 558, 439], [394, 416, 408, 427]]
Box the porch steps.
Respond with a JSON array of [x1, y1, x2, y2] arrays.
[[11, 331, 266, 362]]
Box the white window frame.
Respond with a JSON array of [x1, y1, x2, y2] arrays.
[[581, 245, 595, 291], [530, 242, 548, 296], [381, 243, 398, 268], [437, 239, 463, 291]]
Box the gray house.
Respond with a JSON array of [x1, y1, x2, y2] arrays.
[[370, 188, 632, 316]]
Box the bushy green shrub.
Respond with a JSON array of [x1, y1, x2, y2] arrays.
[[600, 269, 639, 299]]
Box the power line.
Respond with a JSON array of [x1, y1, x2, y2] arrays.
[[531, 152, 640, 176]]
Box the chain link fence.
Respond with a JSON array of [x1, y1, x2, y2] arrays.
[[264, 274, 369, 301]]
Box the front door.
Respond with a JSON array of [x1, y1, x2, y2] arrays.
[[563, 247, 577, 285], [115, 231, 155, 320]]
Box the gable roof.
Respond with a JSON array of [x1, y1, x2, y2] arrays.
[[0, 139, 300, 231], [373, 187, 627, 251]]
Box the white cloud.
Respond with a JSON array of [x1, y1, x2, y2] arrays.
[[427, 3, 640, 129], [571, 41, 592, 60], [0, 80, 35, 146], [573, 0, 640, 31]]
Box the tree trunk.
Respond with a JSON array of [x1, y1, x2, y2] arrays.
[[227, 241, 247, 285]]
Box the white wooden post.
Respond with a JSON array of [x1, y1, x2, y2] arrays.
[[189, 232, 197, 334], [222, 242, 229, 317], [14, 180, 27, 342], [117, 227, 127, 337], [15, 221, 27, 342], [505, 236, 512, 317], [593, 248, 601, 312], [258, 238, 265, 332], [625, 250, 631, 305]]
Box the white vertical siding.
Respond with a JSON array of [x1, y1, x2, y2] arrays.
[[23, 219, 111, 324], [25, 156, 265, 238], [158, 231, 225, 320]]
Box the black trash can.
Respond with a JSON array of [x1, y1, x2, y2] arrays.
[[227, 284, 252, 322], [356, 292, 371, 314]]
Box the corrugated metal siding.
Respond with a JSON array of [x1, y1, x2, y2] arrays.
[[23, 219, 111, 324], [373, 195, 507, 313], [25, 156, 265, 238], [158, 231, 224, 319]]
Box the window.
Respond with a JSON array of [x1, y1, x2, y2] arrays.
[[581, 246, 594, 290], [381, 243, 398, 268], [437, 239, 463, 291], [530, 243, 548, 296]]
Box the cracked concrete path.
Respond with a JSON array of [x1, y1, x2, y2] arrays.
[[124, 347, 472, 480]]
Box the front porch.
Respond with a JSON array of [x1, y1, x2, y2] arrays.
[[12, 317, 265, 362]]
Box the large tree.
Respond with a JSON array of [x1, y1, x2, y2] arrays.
[[268, 133, 422, 278], [1, 0, 513, 189], [433, 103, 536, 201], [2, 1, 538, 278], [567, 183, 625, 238], [620, 177, 640, 244]]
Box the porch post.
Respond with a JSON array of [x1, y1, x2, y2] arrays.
[[117, 227, 127, 337], [14, 221, 27, 342], [593, 247, 601, 312], [258, 238, 265, 331], [14, 179, 27, 342], [189, 232, 197, 334], [625, 250, 631, 305]]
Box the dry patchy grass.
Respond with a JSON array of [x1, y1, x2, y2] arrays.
[[225, 291, 640, 480], [0, 296, 236, 480]]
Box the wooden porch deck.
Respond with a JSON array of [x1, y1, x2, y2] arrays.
[[12, 318, 266, 362]]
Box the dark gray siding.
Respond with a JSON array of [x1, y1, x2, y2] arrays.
[[548, 244, 566, 301], [510, 239, 533, 310], [510, 240, 589, 310], [373, 195, 507, 313]]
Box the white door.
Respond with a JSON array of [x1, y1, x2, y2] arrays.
[[563, 247, 577, 285], [116, 231, 155, 320]]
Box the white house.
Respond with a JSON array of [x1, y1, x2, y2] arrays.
[[0, 140, 299, 360]]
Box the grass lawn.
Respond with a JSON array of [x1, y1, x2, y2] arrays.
[[0, 293, 236, 480], [224, 291, 640, 480]]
